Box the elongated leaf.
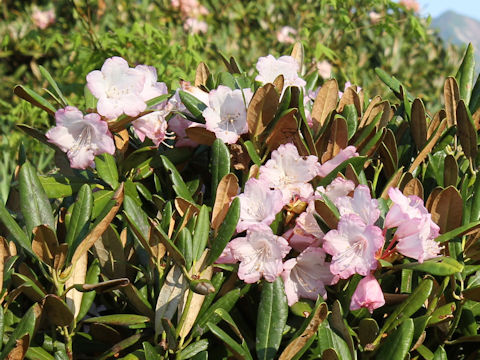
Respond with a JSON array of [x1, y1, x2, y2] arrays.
[[39, 174, 87, 198], [256, 277, 288, 360], [42, 294, 74, 326], [84, 314, 149, 326], [430, 186, 463, 233], [192, 205, 210, 261], [211, 139, 231, 203], [411, 98, 427, 150], [0, 201, 32, 255], [456, 100, 478, 159], [456, 43, 475, 105], [13, 85, 56, 115], [206, 197, 240, 266], [39, 65, 68, 106], [436, 220, 480, 243], [247, 84, 279, 137], [311, 79, 338, 131], [161, 155, 194, 202], [19, 162, 55, 235], [0, 305, 36, 359], [150, 221, 185, 266], [376, 319, 414, 360], [95, 154, 119, 189], [242, 140, 261, 166], [65, 184, 92, 257], [178, 339, 209, 360], [211, 174, 238, 230], [317, 322, 352, 360], [98, 334, 142, 360], [208, 323, 252, 360], [399, 257, 463, 275], [318, 156, 367, 187], [76, 259, 100, 321], [195, 62, 210, 87], [179, 91, 207, 121]]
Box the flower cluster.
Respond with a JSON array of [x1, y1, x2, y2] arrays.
[[217, 143, 441, 313]]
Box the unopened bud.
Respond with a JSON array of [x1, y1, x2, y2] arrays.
[[190, 279, 216, 295]]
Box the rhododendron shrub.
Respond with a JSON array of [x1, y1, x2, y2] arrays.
[[4, 42, 480, 359]]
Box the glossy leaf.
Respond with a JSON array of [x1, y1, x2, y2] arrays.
[[455, 43, 475, 105], [192, 205, 210, 261], [376, 319, 414, 360], [161, 155, 194, 202], [95, 154, 119, 189], [400, 256, 463, 276], [211, 139, 231, 203], [65, 184, 92, 257]]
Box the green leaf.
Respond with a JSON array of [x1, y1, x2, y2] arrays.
[[243, 140, 261, 166], [399, 257, 463, 276], [26, 346, 56, 360], [211, 139, 230, 203], [0, 307, 3, 352], [76, 259, 101, 322], [39, 65, 68, 107], [318, 156, 368, 187], [317, 322, 352, 360], [19, 162, 55, 235], [143, 341, 161, 360], [0, 305, 36, 359], [256, 277, 288, 360], [179, 90, 207, 122], [373, 278, 433, 346], [161, 155, 194, 202], [342, 105, 357, 140], [435, 220, 480, 243], [207, 323, 252, 360], [65, 184, 93, 258], [95, 154, 119, 189], [84, 85, 97, 109], [0, 199, 32, 255], [177, 227, 193, 271], [14, 85, 56, 115], [178, 339, 209, 360], [455, 43, 475, 105], [192, 205, 210, 262], [376, 319, 414, 360], [433, 346, 448, 360], [83, 314, 150, 326], [206, 197, 240, 266], [39, 174, 87, 198], [99, 334, 142, 360], [375, 68, 412, 101]]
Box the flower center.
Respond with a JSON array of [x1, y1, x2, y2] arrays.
[[68, 125, 93, 158]]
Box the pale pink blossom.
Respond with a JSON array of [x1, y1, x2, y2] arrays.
[[203, 86, 253, 144], [87, 57, 146, 119], [184, 18, 208, 34], [369, 11, 382, 24], [132, 110, 170, 147], [323, 214, 384, 279], [135, 65, 168, 103], [384, 187, 430, 228], [399, 0, 420, 12], [316, 60, 332, 79], [276, 26, 297, 44], [171, 0, 208, 17], [255, 55, 306, 91], [237, 178, 284, 232], [296, 208, 324, 240], [315, 177, 355, 205], [317, 146, 358, 177], [32, 8, 55, 30], [230, 227, 291, 283], [395, 215, 441, 263], [259, 143, 321, 203], [46, 106, 115, 169], [282, 227, 320, 253], [350, 274, 385, 313], [282, 247, 337, 306], [335, 185, 380, 225], [216, 242, 236, 264]]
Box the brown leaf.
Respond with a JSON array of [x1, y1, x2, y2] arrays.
[[345, 165, 360, 187], [380, 167, 404, 200], [402, 177, 424, 200], [185, 127, 216, 146], [443, 155, 458, 187], [411, 98, 428, 150], [53, 243, 68, 271], [266, 109, 302, 151], [122, 283, 155, 319], [43, 294, 74, 326], [195, 62, 210, 87], [291, 42, 304, 71], [456, 100, 478, 159], [430, 186, 463, 233], [337, 87, 361, 116], [175, 198, 200, 218], [314, 200, 338, 229], [114, 129, 129, 155], [31, 225, 58, 267], [70, 183, 124, 265], [79, 278, 130, 293], [247, 84, 279, 137], [378, 142, 396, 179], [229, 143, 250, 171], [409, 119, 447, 173], [311, 79, 338, 132], [7, 334, 29, 360], [93, 224, 126, 278], [212, 174, 239, 230], [273, 75, 284, 95], [320, 116, 348, 164], [279, 303, 328, 360], [360, 95, 382, 128], [65, 251, 87, 319], [426, 187, 442, 213], [473, 108, 480, 130], [0, 237, 8, 294], [444, 77, 459, 127]]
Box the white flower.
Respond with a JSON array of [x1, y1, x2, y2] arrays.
[[203, 86, 253, 144], [335, 185, 380, 225], [255, 55, 306, 91]]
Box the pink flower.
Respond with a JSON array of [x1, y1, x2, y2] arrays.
[[323, 214, 384, 279], [276, 26, 297, 44], [282, 247, 338, 306], [369, 11, 382, 24], [203, 86, 253, 144], [32, 8, 55, 29], [255, 55, 306, 91], [168, 115, 202, 147], [86, 57, 146, 119], [399, 0, 420, 12], [335, 185, 380, 225], [171, 0, 208, 17], [216, 242, 236, 264], [229, 227, 291, 283], [237, 178, 284, 232], [395, 215, 441, 263], [350, 274, 385, 313], [315, 177, 355, 205], [135, 65, 168, 103], [259, 143, 321, 203], [318, 146, 358, 177], [46, 106, 115, 169], [316, 60, 332, 79], [384, 187, 428, 229], [132, 110, 170, 147], [184, 18, 208, 34]]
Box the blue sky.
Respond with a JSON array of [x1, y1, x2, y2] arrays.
[[416, 0, 480, 21]]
